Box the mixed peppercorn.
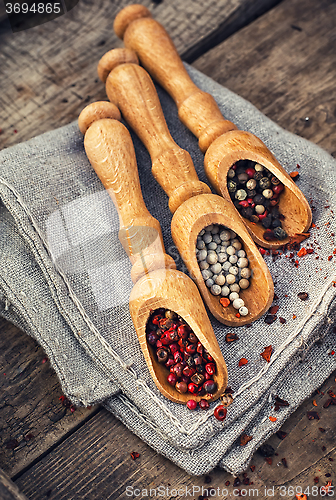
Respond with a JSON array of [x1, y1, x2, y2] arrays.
[[146, 308, 218, 400], [227, 160, 288, 241], [196, 224, 251, 315]]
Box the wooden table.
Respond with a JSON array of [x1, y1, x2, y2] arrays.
[[0, 0, 335, 498]]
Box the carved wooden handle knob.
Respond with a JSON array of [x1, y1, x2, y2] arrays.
[[78, 101, 175, 282], [113, 4, 237, 152]]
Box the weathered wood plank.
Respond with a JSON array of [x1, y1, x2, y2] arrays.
[[0, 0, 281, 151], [14, 370, 336, 500], [0, 468, 28, 500], [0, 318, 97, 477], [193, 0, 336, 157]]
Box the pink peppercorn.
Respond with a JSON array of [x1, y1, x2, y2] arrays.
[[187, 400, 197, 410]]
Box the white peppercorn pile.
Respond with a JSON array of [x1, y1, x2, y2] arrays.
[[227, 160, 288, 241], [196, 224, 251, 316]]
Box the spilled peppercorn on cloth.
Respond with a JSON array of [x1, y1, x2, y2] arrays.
[[0, 65, 336, 476]]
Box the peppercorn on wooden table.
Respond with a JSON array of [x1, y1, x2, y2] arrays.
[[0, 0, 335, 498]]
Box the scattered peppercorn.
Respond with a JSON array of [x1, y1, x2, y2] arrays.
[[279, 317, 286, 324], [225, 332, 239, 343], [274, 395, 289, 411], [281, 457, 288, 468], [290, 171, 300, 181], [238, 357, 248, 367], [298, 292, 309, 301], [276, 430, 287, 440], [240, 433, 253, 446], [213, 405, 227, 421], [130, 451, 140, 460], [264, 314, 277, 324], [258, 444, 275, 457], [307, 411, 320, 420], [265, 457, 273, 465], [187, 399, 197, 410], [233, 478, 241, 487], [260, 345, 273, 363]]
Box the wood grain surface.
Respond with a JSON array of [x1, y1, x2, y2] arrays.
[[0, 0, 335, 496], [0, 468, 28, 500], [14, 372, 336, 500], [193, 0, 336, 158], [0, 319, 97, 477], [0, 0, 280, 151]]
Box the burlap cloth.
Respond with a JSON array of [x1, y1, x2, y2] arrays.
[[0, 65, 335, 475]]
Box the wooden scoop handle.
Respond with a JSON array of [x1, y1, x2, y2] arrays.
[[104, 60, 211, 213], [114, 4, 237, 152], [78, 101, 175, 283]]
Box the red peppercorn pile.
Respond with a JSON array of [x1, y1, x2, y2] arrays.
[[146, 308, 217, 397], [227, 160, 288, 241]]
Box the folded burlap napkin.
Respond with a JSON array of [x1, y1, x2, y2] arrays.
[[0, 65, 335, 475]]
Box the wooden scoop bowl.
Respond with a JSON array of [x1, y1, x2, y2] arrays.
[[97, 55, 274, 325], [113, 4, 312, 249], [78, 101, 227, 403]]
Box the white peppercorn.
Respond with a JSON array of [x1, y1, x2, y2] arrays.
[[230, 231, 237, 239], [207, 242, 217, 250], [207, 252, 218, 265], [226, 246, 236, 255], [210, 263, 222, 275], [220, 230, 231, 241], [199, 229, 205, 236], [235, 189, 247, 200], [196, 239, 205, 250], [239, 278, 250, 289], [218, 253, 228, 264], [255, 205, 265, 215], [237, 257, 249, 268], [227, 168, 236, 178], [221, 286, 230, 296], [223, 261, 231, 272], [202, 269, 213, 280], [232, 240, 242, 251], [211, 225, 219, 234], [226, 274, 236, 285], [206, 278, 214, 288], [203, 232, 212, 244], [199, 261, 209, 271], [229, 266, 239, 276], [229, 254, 238, 264], [239, 306, 249, 316], [246, 178, 257, 190], [229, 292, 239, 301], [240, 268, 251, 279], [212, 234, 221, 244], [233, 298, 245, 309], [255, 163, 264, 172], [262, 189, 273, 199], [230, 283, 240, 293], [197, 249, 207, 261], [211, 284, 222, 295], [215, 275, 226, 286], [237, 249, 246, 258], [204, 225, 213, 232]]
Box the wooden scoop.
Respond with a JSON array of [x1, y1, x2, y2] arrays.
[[78, 101, 227, 403], [113, 4, 312, 249], [97, 56, 274, 325]]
